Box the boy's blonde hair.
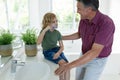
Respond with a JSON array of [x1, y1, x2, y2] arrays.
[[42, 12, 56, 30]]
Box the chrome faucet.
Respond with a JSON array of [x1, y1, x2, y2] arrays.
[[11, 59, 25, 73]]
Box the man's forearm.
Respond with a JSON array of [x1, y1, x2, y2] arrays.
[[62, 32, 80, 40], [68, 43, 104, 69]]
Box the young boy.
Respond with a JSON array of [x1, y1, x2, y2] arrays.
[[37, 12, 70, 80]]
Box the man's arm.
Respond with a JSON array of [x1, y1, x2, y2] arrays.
[[62, 32, 80, 40], [55, 43, 104, 75], [68, 43, 104, 68]]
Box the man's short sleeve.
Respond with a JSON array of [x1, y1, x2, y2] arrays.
[[95, 19, 115, 46]]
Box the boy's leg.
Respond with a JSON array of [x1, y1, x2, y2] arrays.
[[58, 60, 67, 80], [58, 60, 70, 80], [43, 48, 70, 80]]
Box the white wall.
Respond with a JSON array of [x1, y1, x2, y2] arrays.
[[29, 0, 52, 29], [102, 54, 120, 75], [109, 0, 120, 54], [29, 0, 40, 28], [39, 0, 52, 25], [99, 0, 110, 15]]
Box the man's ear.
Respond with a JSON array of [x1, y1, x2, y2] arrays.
[[87, 7, 92, 13]]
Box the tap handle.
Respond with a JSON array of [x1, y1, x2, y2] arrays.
[[11, 59, 18, 73], [11, 59, 17, 64]]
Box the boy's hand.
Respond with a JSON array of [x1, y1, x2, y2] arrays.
[[53, 53, 60, 59], [44, 26, 51, 32]]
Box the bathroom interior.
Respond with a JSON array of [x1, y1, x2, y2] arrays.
[[0, 0, 120, 80]]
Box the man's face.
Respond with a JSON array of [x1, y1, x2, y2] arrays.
[[77, 2, 90, 19]]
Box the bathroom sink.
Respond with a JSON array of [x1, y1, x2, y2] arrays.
[[14, 62, 50, 80]]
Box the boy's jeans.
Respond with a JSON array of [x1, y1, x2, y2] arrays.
[[75, 57, 108, 80]]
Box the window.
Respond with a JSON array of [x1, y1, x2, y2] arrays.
[[52, 0, 80, 35], [52, 0, 81, 54], [0, 0, 29, 35], [0, 0, 8, 29]]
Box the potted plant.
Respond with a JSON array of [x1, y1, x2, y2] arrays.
[[0, 29, 16, 57], [21, 28, 37, 56]]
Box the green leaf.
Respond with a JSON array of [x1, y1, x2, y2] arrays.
[[0, 29, 16, 45], [21, 28, 37, 45]]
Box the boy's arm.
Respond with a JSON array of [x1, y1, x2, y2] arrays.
[[53, 40, 64, 59], [37, 26, 50, 45], [57, 40, 64, 54]]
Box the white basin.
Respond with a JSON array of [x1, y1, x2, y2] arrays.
[[14, 62, 50, 80]]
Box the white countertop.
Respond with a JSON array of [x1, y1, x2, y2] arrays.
[[0, 46, 80, 80]]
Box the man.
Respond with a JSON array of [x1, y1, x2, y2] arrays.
[[55, 0, 115, 80]]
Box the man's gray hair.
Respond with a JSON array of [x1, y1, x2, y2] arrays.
[[77, 0, 99, 11]]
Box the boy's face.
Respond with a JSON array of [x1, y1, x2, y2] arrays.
[[50, 17, 58, 29]]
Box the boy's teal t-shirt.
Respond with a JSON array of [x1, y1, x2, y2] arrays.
[[42, 30, 62, 50]]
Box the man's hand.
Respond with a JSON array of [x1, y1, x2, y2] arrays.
[[55, 63, 71, 75]]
